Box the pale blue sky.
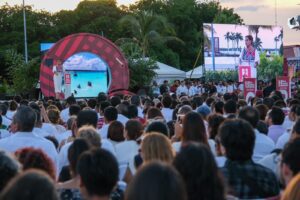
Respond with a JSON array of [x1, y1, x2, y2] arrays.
[[0, 0, 299, 45]]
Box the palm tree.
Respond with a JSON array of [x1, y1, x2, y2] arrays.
[[235, 32, 243, 51], [117, 11, 183, 57], [224, 32, 231, 53], [248, 25, 273, 42], [230, 32, 236, 52], [254, 37, 263, 50]]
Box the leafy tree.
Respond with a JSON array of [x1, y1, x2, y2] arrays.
[[4, 49, 40, 96], [118, 11, 182, 57], [257, 52, 283, 80]]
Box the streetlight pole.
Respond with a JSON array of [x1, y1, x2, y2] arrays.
[[23, 0, 28, 63]]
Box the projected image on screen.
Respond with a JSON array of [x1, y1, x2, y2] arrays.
[[63, 52, 108, 98], [203, 24, 283, 77]]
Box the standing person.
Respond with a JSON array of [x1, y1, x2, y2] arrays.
[[160, 80, 170, 95], [53, 59, 64, 99], [239, 35, 260, 78]]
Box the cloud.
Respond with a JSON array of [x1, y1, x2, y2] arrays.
[[64, 53, 107, 71], [236, 5, 266, 12]]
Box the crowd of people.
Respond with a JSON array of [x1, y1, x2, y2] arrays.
[[0, 83, 300, 200]]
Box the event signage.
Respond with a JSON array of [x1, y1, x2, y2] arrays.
[[276, 76, 291, 101], [244, 78, 256, 102], [238, 66, 251, 82]]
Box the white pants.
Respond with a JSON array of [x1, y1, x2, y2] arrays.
[[53, 73, 63, 93]]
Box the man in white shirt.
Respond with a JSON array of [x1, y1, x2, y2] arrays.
[[161, 96, 173, 122], [58, 109, 115, 173], [0, 106, 58, 167], [100, 106, 118, 139], [176, 81, 188, 97], [0, 104, 11, 129], [60, 96, 77, 123], [239, 106, 275, 162], [130, 95, 143, 118]]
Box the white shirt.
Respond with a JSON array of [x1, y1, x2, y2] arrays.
[[282, 116, 294, 132], [0, 129, 11, 139], [161, 108, 173, 122], [172, 140, 216, 156], [55, 130, 72, 145], [253, 129, 275, 162], [115, 140, 139, 164], [60, 108, 70, 123], [176, 85, 188, 96], [1, 116, 11, 128], [33, 127, 51, 137], [41, 123, 58, 136], [117, 114, 129, 125], [0, 131, 58, 167], [99, 124, 109, 139], [6, 111, 15, 120], [54, 124, 67, 133], [138, 107, 144, 118], [276, 132, 290, 150], [215, 156, 227, 168], [258, 153, 281, 176]]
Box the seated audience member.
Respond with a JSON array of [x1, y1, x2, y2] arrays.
[[0, 104, 11, 129], [0, 151, 20, 192], [130, 95, 143, 118], [60, 96, 77, 123], [161, 96, 173, 122], [213, 101, 224, 115], [29, 105, 51, 138], [172, 112, 211, 153], [57, 139, 91, 198], [266, 106, 285, 143], [116, 103, 129, 125], [125, 162, 187, 200], [145, 107, 165, 124], [0, 115, 10, 138], [238, 106, 275, 162], [223, 100, 237, 118], [207, 114, 225, 140], [56, 116, 76, 146], [0, 170, 58, 200], [145, 121, 169, 138], [68, 104, 81, 117], [47, 108, 66, 134], [127, 105, 145, 124], [0, 106, 58, 168], [141, 132, 175, 165], [97, 101, 111, 129], [174, 143, 225, 200], [280, 138, 300, 187], [15, 147, 56, 180], [219, 119, 279, 199], [107, 121, 125, 146], [77, 149, 121, 200], [6, 100, 17, 120], [277, 105, 300, 149], [100, 106, 118, 139], [281, 173, 300, 200], [58, 110, 114, 173]]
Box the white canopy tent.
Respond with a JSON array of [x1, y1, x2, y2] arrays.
[[154, 61, 186, 84], [185, 65, 204, 78]]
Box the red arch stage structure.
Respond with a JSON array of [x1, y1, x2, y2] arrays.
[[40, 33, 129, 99]]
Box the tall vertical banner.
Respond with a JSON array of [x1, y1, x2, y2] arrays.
[[244, 78, 257, 102], [276, 76, 291, 101], [238, 66, 251, 82]]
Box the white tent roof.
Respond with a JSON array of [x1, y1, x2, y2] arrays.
[[154, 61, 186, 84], [186, 66, 203, 78], [154, 61, 186, 76]]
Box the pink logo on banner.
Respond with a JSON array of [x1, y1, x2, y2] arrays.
[[239, 66, 251, 82], [244, 78, 256, 102], [276, 76, 290, 101], [65, 73, 71, 85]]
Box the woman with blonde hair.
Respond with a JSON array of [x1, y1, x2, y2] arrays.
[[281, 173, 300, 200], [141, 132, 175, 165]]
